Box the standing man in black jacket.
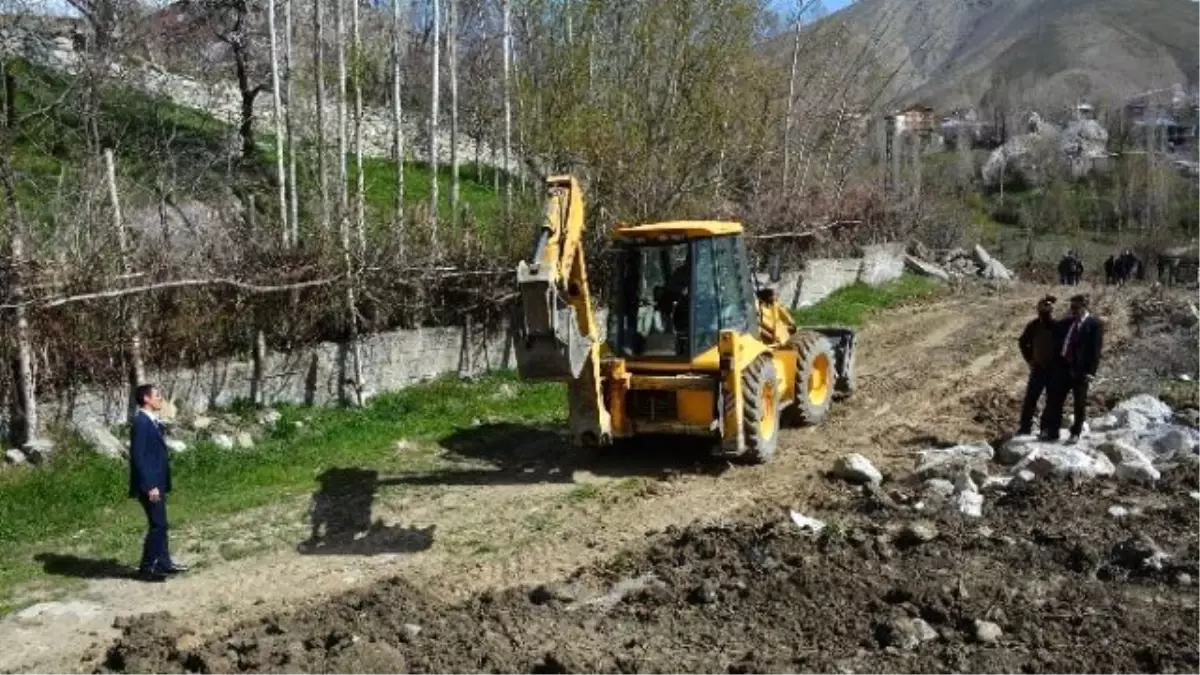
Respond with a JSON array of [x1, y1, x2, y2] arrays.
[[129, 383, 188, 582], [1017, 295, 1062, 436], [1044, 294, 1104, 443]]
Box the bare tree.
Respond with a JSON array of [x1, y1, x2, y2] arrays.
[[0, 146, 35, 445], [103, 149, 145, 413], [337, 0, 349, 218], [429, 0, 441, 237], [284, 0, 299, 241], [208, 0, 267, 162], [352, 0, 366, 257], [267, 0, 289, 243], [392, 0, 406, 231], [502, 0, 512, 218], [314, 0, 331, 233], [449, 0, 460, 225]]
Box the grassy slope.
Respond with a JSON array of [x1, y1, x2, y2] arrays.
[[8, 59, 509, 240], [791, 273, 944, 327], [0, 274, 941, 612]]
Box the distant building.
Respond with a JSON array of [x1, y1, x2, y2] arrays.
[[889, 104, 936, 135], [1116, 84, 1200, 156]]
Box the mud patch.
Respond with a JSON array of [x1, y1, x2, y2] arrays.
[[99, 475, 1198, 674]]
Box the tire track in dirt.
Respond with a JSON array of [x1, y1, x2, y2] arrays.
[[0, 282, 1101, 674]]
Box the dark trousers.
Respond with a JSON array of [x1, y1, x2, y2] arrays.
[[137, 493, 172, 572], [1018, 367, 1054, 434], [1045, 371, 1089, 438]]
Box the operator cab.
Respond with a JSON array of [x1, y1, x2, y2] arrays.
[[607, 221, 759, 365]]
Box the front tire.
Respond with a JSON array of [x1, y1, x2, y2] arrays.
[[741, 353, 781, 464], [786, 331, 836, 426]]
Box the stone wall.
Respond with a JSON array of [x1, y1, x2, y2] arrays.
[[10, 242, 906, 433], [39, 322, 514, 430], [765, 243, 907, 310]]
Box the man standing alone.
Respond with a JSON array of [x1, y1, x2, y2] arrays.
[[129, 384, 187, 582], [1044, 295, 1104, 443], [1016, 295, 1061, 436]]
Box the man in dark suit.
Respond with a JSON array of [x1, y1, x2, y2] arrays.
[[129, 383, 187, 582], [1016, 295, 1064, 436], [1043, 295, 1104, 443]]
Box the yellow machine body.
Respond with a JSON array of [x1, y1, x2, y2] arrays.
[[513, 176, 853, 463]]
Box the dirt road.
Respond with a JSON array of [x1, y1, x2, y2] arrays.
[[0, 281, 1185, 673]]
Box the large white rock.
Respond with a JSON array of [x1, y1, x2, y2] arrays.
[[904, 255, 951, 282], [954, 489, 984, 518], [915, 444, 994, 480], [1114, 395, 1173, 425], [1013, 445, 1115, 480], [73, 418, 125, 458], [832, 453, 883, 485], [997, 435, 1044, 465]]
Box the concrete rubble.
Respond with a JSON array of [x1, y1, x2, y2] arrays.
[[904, 243, 1016, 283], [880, 394, 1197, 520]]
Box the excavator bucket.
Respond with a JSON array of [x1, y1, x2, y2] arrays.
[[513, 259, 594, 381]]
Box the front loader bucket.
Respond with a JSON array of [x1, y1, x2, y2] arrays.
[[513, 260, 594, 381]]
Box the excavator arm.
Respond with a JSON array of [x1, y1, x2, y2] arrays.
[[514, 175, 612, 446]]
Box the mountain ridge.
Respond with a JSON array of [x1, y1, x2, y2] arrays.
[[791, 0, 1199, 114]]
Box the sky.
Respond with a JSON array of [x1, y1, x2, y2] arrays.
[[769, 0, 857, 16]]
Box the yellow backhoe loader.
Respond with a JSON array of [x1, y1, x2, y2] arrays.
[[513, 175, 856, 464]]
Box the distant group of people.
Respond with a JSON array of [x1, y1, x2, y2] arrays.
[[1058, 248, 1173, 287], [1057, 251, 1084, 285], [1018, 294, 1104, 443], [1103, 249, 1144, 286]]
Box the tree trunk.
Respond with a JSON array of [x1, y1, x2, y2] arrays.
[[284, 0, 299, 242], [352, 0, 365, 258], [267, 0, 288, 244], [314, 0, 330, 234], [429, 0, 441, 239], [0, 147, 35, 445], [449, 0, 459, 226], [104, 149, 146, 417], [336, 0, 349, 219], [782, 14, 802, 192], [502, 0, 512, 219], [392, 0, 405, 232], [2, 62, 13, 129]]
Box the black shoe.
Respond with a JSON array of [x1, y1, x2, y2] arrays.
[[136, 568, 167, 583], [1037, 432, 1059, 442], [1016, 428, 1032, 436]]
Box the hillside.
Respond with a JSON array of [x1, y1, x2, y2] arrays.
[[790, 0, 1199, 113]]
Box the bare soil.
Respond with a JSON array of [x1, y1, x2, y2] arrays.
[[3, 281, 1196, 674], [99, 472, 1200, 674]]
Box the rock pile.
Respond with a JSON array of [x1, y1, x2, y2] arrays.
[[2, 405, 294, 468], [832, 393, 1197, 519], [903, 243, 1015, 283]]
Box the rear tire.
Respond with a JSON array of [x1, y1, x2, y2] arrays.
[[740, 353, 780, 464], [786, 331, 835, 426]]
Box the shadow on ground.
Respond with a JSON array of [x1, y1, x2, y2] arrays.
[[385, 422, 733, 488], [296, 467, 436, 556], [33, 553, 135, 580]]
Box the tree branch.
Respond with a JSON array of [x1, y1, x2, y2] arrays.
[[0, 276, 342, 310]]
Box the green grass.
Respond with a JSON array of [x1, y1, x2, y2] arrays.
[[7, 58, 516, 240], [791, 274, 945, 328], [0, 371, 563, 613], [0, 276, 936, 613]]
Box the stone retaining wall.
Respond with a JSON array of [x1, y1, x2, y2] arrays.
[[9, 243, 906, 432]]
